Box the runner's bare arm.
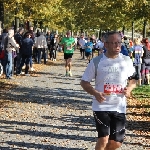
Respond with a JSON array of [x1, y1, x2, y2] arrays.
[[71, 42, 75, 48], [80, 80, 106, 102], [123, 79, 137, 97]]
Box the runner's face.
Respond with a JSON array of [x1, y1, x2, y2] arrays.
[[104, 33, 122, 56], [66, 32, 71, 37]]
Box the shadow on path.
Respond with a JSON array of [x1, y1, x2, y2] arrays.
[[0, 141, 86, 150]]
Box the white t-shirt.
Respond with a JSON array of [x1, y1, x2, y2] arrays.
[[74, 37, 78, 44], [95, 40, 104, 49], [78, 38, 87, 49], [81, 53, 135, 113]]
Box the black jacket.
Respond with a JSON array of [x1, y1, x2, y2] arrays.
[[22, 38, 33, 55]]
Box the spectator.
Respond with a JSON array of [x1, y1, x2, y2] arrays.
[[14, 27, 24, 75], [5, 28, 19, 79], [50, 34, 59, 61], [130, 38, 144, 86], [0, 28, 8, 73], [141, 38, 150, 85], [28, 26, 35, 71], [19, 32, 34, 76], [34, 32, 47, 64]]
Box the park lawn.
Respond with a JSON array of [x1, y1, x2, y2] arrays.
[[128, 85, 150, 115], [131, 85, 150, 114], [127, 84, 149, 119], [127, 86, 150, 144], [132, 85, 150, 100]]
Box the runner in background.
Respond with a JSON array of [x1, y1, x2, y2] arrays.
[[60, 31, 75, 77]]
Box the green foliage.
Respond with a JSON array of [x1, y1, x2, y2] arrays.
[[2, 0, 150, 32]]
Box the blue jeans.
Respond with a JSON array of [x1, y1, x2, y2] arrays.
[[42, 49, 47, 64], [37, 48, 42, 64], [134, 64, 142, 79], [30, 56, 33, 68], [37, 48, 46, 64], [5, 52, 12, 78]]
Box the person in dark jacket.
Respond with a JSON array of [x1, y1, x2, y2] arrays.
[[50, 34, 59, 61], [0, 29, 8, 73], [19, 32, 33, 76], [14, 27, 24, 75], [141, 38, 150, 85]]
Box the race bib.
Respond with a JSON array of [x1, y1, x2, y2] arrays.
[[104, 84, 123, 95], [103, 84, 123, 105], [66, 45, 72, 50]]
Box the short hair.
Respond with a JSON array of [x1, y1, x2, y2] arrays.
[[8, 29, 14, 37], [66, 30, 71, 35], [124, 36, 128, 40], [142, 38, 149, 43], [3, 28, 8, 33], [24, 32, 31, 37], [18, 27, 24, 33], [103, 31, 121, 42], [133, 38, 141, 45]]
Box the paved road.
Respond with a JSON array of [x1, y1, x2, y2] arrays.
[[0, 51, 149, 150]]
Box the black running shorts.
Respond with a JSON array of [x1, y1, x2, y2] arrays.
[[85, 52, 92, 57], [80, 48, 85, 53], [64, 53, 73, 59], [93, 111, 126, 143]]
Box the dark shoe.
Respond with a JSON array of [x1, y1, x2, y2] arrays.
[[65, 72, 69, 77]]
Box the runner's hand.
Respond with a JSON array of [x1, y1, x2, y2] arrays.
[[123, 87, 132, 98], [94, 92, 106, 103]]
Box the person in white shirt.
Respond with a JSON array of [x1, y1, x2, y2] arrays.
[[78, 35, 87, 59], [5, 29, 19, 79], [34, 32, 47, 64], [95, 39, 104, 55], [81, 31, 137, 150], [73, 35, 78, 50]]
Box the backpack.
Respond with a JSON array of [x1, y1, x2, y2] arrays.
[[93, 53, 132, 78]]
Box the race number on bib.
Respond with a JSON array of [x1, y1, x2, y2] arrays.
[[66, 45, 72, 50], [104, 84, 123, 94]]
